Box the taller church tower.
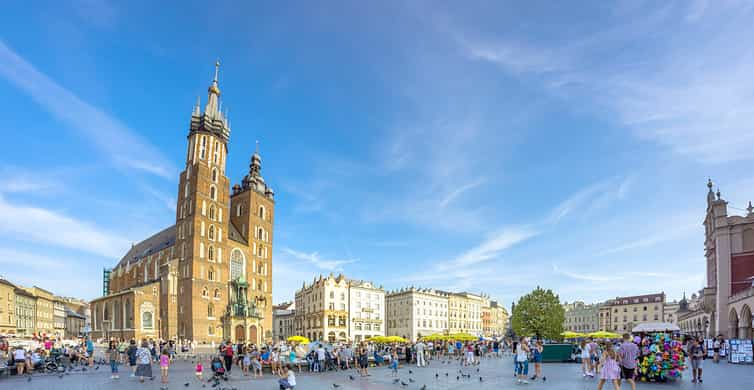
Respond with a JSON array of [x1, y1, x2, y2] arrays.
[[172, 61, 233, 342]]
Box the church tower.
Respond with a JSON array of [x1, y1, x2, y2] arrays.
[[228, 143, 275, 343], [172, 61, 233, 342]]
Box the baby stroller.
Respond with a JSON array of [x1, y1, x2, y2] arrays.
[[210, 357, 227, 381]]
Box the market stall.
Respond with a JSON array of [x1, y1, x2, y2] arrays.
[[631, 324, 686, 382]]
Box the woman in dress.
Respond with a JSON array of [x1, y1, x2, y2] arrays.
[[530, 339, 545, 381], [597, 346, 620, 390]]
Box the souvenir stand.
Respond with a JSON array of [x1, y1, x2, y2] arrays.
[[631, 323, 686, 383]]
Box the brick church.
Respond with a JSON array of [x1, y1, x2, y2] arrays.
[[90, 62, 275, 344]]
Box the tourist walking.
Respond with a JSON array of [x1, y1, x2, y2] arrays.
[[580, 340, 592, 377], [617, 334, 638, 390], [108, 340, 120, 379], [597, 346, 620, 390], [127, 339, 138, 377], [222, 341, 234, 375], [515, 337, 530, 384], [530, 339, 544, 381], [690, 337, 706, 383], [159, 348, 170, 388], [135, 340, 153, 383]]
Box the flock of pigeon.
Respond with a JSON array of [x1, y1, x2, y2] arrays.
[[329, 360, 488, 390]]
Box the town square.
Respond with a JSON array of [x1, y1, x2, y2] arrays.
[[1, 1, 753, 388]]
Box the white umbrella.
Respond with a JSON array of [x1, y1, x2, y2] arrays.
[[631, 322, 680, 333]]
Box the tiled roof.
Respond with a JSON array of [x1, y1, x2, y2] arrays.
[[115, 225, 176, 268]]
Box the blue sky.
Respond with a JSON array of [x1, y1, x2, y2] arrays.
[[2, 1, 754, 307]]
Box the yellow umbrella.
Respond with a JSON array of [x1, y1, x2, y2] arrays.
[[287, 335, 311, 344], [587, 331, 621, 339], [387, 336, 408, 343], [561, 331, 586, 339], [448, 333, 477, 341], [421, 333, 446, 341]]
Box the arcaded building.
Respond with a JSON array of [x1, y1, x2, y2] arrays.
[[91, 62, 275, 344], [678, 181, 754, 339]]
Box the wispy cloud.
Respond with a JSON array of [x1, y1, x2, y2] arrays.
[[445, 227, 537, 269], [282, 247, 358, 271], [0, 40, 174, 179], [0, 193, 130, 258], [439, 178, 486, 208], [546, 176, 632, 225]]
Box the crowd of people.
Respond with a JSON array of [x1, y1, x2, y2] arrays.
[[1, 333, 734, 389]]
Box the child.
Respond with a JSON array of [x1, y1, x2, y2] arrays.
[[242, 347, 251, 376], [108, 341, 120, 379], [390, 350, 399, 377], [195, 361, 203, 382], [597, 346, 620, 390], [159, 349, 170, 387], [278, 365, 296, 389]]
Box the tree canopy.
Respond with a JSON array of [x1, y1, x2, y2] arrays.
[[511, 286, 565, 339]]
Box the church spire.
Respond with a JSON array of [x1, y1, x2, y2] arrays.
[[205, 60, 221, 116]]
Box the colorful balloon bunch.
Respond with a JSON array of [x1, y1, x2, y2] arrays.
[[637, 334, 686, 382]]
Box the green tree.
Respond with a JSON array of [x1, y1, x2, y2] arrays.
[[511, 286, 565, 339]]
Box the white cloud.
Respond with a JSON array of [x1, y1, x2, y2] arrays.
[[281, 248, 358, 271], [445, 227, 538, 268], [0, 40, 174, 179], [0, 193, 130, 259], [438, 178, 486, 208], [545, 176, 632, 225]]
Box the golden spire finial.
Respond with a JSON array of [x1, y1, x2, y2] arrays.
[[214, 59, 220, 83]]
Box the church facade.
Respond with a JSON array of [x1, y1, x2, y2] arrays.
[[90, 62, 275, 344]]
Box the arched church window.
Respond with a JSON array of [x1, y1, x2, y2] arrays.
[[210, 185, 217, 201], [208, 303, 214, 317], [212, 168, 218, 183], [209, 225, 215, 240], [200, 136, 207, 160], [230, 249, 245, 280], [209, 205, 215, 220], [208, 245, 214, 261]]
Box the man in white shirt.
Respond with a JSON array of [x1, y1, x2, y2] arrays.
[[415, 341, 426, 367], [316, 345, 325, 373]]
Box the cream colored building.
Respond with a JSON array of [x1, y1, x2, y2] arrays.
[[488, 301, 508, 336], [663, 300, 680, 325], [272, 301, 295, 342], [386, 287, 448, 342], [603, 293, 665, 332], [564, 301, 600, 333], [0, 278, 16, 335], [447, 292, 484, 336], [28, 287, 55, 336], [294, 274, 349, 342], [348, 280, 385, 342]]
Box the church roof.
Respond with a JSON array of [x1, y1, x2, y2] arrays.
[[116, 225, 176, 268], [227, 220, 247, 245]]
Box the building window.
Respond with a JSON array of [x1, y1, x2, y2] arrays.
[[208, 267, 216, 281], [208, 303, 214, 317], [237, 204, 244, 216], [213, 141, 219, 164], [209, 206, 215, 220], [214, 289, 220, 299], [259, 206, 265, 219], [230, 249, 245, 280], [209, 226, 215, 240], [202, 288, 208, 298], [200, 136, 206, 159], [210, 186, 217, 201], [211, 168, 218, 183], [142, 312, 153, 330], [208, 325, 214, 335]]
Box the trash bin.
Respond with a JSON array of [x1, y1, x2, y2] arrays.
[[541, 343, 573, 362]]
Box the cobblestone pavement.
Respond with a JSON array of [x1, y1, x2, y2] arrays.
[[1, 356, 751, 390]]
